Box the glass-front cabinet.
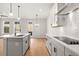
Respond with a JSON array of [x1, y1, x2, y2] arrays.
[[15, 22, 21, 33], [3, 21, 10, 34]]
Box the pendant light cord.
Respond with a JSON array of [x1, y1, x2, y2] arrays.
[[10, 3, 12, 13], [18, 6, 20, 18]]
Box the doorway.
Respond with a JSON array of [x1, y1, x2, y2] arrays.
[[27, 22, 33, 36]]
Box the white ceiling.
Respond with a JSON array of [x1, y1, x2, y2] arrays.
[[0, 3, 53, 19]]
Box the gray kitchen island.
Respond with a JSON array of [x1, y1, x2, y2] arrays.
[[0, 33, 30, 56]]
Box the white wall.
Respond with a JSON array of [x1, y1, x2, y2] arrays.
[[63, 10, 79, 38], [47, 3, 79, 39], [32, 18, 47, 38], [22, 18, 47, 38]]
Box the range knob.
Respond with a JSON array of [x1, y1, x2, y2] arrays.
[[70, 42, 72, 44], [76, 42, 78, 44]]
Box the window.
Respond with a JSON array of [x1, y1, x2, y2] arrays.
[[27, 22, 33, 32], [4, 21, 10, 33], [15, 22, 21, 33]]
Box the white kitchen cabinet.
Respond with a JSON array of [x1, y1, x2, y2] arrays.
[[56, 42, 65, 56], [7, 36, 30, 56], [0, 33, 30, 56], [46, 36, 52, 55], [51, 39, 56, 56], [57, 15, 67, 26], [46, 41, 52, 55], [28, 34, 30, 48], [65, 47, 78, 56], [7, 38, 23, 56], [46, 36, 65, 56], [51, 43, 56, 56], [51, 39, 64, 56], [23, 36, 28, 55], [7, 35, 30, 56]]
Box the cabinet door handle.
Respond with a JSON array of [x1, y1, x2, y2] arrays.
[[50, 43, 51, 46], [69, 54, 72, 56], [25, 40, 27, 43], [54, 47, 57, 53]]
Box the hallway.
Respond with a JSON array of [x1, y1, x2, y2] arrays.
[[25, 38, 49, 56]]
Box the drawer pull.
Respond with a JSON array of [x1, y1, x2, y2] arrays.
[[54, 47, 57, 53], [25, 40, 27, 43], [69, 55, 72, 56]]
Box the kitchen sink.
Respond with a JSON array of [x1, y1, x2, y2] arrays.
[[54, 36, 79, 45], [16, 34, 24, 36], [16, 35, 24, 36], [15, 33, 24, 37]]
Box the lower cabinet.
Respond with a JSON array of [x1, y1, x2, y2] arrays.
[[56, 42, 65, 56], [46, 35, 79, 56], [7, 38, 23, 56], [51, 40, 56, 56], [46, 41, 52, 55], [23, 36, 28, 54], [46, 36, 52, 55], [51, 40, 64, 56], [46, 36, 65, 56], [28, 35, 30, 48], [7, 36, 30, 56], [65, 47, 78, 56]]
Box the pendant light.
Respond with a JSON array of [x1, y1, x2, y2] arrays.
[[17, 5, 20, 20], [9, 3, 13, 16]]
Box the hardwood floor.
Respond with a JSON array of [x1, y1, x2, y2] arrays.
[[25, 38, 49, 56]]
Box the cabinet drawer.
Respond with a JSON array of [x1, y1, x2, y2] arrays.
[[7, 38, 23, 56], [51, 39, 64, 56], [65, 48, 78, 56]]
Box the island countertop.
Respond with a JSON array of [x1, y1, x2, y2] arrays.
[[0, 33, 30, 39]]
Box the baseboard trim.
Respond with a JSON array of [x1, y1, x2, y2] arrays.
[[23, 46, 30, 56]]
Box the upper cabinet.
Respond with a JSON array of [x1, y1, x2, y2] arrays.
[[57, 3, 67, 11], [56, 3, 79, 15], [50, 4, 66, 28], [15, 22, 21, 33], [52, 3, 79, 28], [4, 21, 10, 34]]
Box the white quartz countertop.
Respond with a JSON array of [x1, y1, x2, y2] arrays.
[[0, 33, 30, 39], [46, 34, 79, 55]]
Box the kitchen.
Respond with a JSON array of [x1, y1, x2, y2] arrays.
[[0, 3, 79, 56]]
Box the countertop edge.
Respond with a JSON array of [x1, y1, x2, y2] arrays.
[[0, 33, 30, 39]]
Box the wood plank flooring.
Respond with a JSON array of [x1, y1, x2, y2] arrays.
[[25, 38, 49, 56]]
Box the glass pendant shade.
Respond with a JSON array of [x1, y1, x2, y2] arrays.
[[9, 3, 13, 16]]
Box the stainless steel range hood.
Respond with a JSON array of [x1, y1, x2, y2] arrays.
[[56, 3, 79, 15]]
